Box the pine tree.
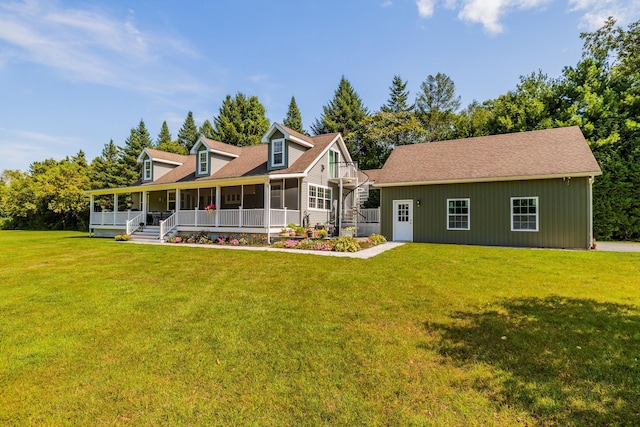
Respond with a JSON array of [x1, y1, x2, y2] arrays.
[[381, 75, 412, 113], [155, 121, 187, 154], [415, 72, 461, 141], [213, 93, 270, 146], [283, 96, 306, 134], [156, 121, 172, 146], [116, 120, 153, 185], [311, 76, 369, 136], [177, 111, 200, 152], [199, 119, 216, 140], [89, 140, 123, 189]]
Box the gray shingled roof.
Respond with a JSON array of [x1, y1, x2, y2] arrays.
[[375, 126, 602, 186]]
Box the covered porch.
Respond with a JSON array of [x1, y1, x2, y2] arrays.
[[88, 178, 302, 239]]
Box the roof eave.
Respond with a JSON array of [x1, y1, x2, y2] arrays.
[[373, 171, 603, 188]]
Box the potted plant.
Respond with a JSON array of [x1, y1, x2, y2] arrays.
[[204, 203, 217, 213]]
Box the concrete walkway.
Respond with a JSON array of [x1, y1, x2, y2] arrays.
[[127, 239, 406, 259], [595, 242, 640, 253]]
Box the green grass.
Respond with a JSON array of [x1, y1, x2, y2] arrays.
[[1, 231, 639, 426]]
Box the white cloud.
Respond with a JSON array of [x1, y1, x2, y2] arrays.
[[0, 127, 83, 172], [381, 1, 393, 8], [569, 0, 640, 30], [416, 0, 437, 17], [0, 1, 212, 97], [415, 0, 638, 34]]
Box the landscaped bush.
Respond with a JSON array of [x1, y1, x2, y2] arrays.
[[369, 233, 387, 245], [331, 235, 361, 252], [114, 233, 131, 241]]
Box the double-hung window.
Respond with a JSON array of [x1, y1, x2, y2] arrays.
[[447, 198, 470, 230], [511, 197, 538, 231], [198, 150, 208, 175], [309, 184, 332, 210], [143, 159, 152, 181], [272, 139, 284, 167]]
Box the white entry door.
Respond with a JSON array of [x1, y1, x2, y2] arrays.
[[393, 200, 413, 242]]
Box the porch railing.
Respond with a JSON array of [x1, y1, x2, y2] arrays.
[[125, 212, 144, 235], [91, 208, 303, 230], [342, 208, 380, 224], [90, 210, 142, 226], [159, 212, 177, 239], [269, 208, 301, 227]]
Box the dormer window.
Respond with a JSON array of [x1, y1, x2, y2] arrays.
[[198, 150, 208, 175], [143, 159, 152, 180], [272, 139, 284, 167]]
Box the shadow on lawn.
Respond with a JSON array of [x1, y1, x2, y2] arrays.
[[424, 296, 640, 425]]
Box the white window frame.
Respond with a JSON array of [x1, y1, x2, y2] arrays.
[[143, 159, 152, 181], [447, 198, 470, 231], [511, 197, 539, 232], [198, 150, 208, 175], [308, 183, 332, 211], [272, 138, 285, 167]]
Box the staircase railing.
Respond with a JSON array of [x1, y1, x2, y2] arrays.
[[125, 213, 145, 235], [159, 212, 177, 240]]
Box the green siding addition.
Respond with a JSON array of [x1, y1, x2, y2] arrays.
[[380, 178, 591, 249]]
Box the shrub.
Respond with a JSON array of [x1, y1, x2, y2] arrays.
[[317, 229, 328, 239], [331, 235, 361, 252], [114, 233, 131, 241], [369, 233, 387, 245], [283, 239, 298, 248]]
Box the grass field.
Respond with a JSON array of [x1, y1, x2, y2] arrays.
[[1, 231, 639, 426]]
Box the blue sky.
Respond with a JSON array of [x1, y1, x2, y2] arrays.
[[1, 0, 639, 173]]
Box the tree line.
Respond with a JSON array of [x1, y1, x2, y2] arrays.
[[1, 17, 638, 240]]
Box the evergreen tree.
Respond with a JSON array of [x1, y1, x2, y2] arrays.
[[116, 120, 153, 185], [283, 96, 306, 134], [381, 75, 412, 113], [156, 121, 172, 146], [177, 111, 200, 152], [213, 93, 270, 146], [415, 72, 461, 141], [311, 76, 369, 137], [89, 140, 123, 189], [199, 119, 216, 140], [154, 121, 187, 154]]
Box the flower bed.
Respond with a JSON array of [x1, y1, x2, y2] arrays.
[[166, 231, 387, 253]]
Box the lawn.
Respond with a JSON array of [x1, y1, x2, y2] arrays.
[[1, 231, 639, 426]]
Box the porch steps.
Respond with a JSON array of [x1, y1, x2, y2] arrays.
[[130, 226, 162, 241]]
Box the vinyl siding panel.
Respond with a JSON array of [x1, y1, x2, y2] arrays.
[[209, 153, 230, 175], [153, 163, 174, 180], [303, 149, 337, 226], [380, 178, 591, 248], [288, 142, 306, 165]]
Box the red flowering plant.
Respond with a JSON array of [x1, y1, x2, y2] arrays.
[[204, 203, 217, 212]]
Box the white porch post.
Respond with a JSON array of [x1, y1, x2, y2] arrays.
[[215, 186, 221, 228], [113, 194, 118, 225], [89, 195, 94, 235], [338, 178, 343, 232], [142, 191, 147, 225], [176, 189, 181, 212], [239, 185, 244, 228], [264, 180, 270, 243]]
